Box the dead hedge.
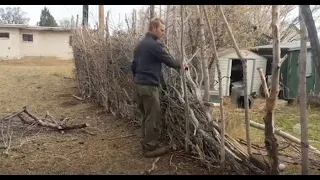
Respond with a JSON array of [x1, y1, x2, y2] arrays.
[[71, 26, 268, 175]]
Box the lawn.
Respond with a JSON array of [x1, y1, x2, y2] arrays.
[[216, 98, 320, 174]]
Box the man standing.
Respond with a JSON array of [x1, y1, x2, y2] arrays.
[[131, 18, 186, 158]]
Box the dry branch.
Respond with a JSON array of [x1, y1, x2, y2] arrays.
[[249, 121, 320, 155], [1, 107, 88, 131], [203, 5, 226, 168], [218, 5, 252, 157]]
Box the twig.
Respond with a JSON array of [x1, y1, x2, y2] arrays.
[[145, 157, 160, 174], [72, 95, 83, 101], [106, 134, 136, 141]]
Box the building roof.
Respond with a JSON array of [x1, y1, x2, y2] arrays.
[[0, 24, 71, 32], [212, 48, 266, 60], [254, 41, 311, 51]]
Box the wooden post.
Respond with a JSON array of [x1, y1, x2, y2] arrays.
[[150, 5, 155, 20], [76, 14, 79, 27], [82, 5, 89, 27], [299, 6, 309, 175], [99, 5, 105, 33]]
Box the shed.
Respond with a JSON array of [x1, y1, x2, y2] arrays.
[[208, 49, 267, 98], [252, 41, 318, 100]]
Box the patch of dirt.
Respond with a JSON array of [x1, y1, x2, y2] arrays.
[[60, 99, 81, 107], [0, 59, 212, 175]]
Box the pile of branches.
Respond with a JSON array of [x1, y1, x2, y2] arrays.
[[71, 26, 267, 174]]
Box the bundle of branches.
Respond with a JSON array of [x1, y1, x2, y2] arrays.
[[72, 28, 140, 120], [160, 59, 265, 174]]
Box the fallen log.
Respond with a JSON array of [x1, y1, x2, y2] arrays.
[[249, 120, 320, 155], [1, 106, 88, 131]]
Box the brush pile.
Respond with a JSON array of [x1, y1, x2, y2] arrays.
[[71, 26, 268, 174]]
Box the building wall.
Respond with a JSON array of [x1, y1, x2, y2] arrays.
[[0, 28, 20, 60], [252, 59, 267, 95], [19, 29, 73, 59], [0, 27, 73, 60], [212, 57, 231, 96], [286, 50, 316, 99]]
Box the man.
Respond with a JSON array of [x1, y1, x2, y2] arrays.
[[131, 18, 186, 158]]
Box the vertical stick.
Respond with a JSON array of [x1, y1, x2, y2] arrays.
[[180, 5, 190, 153], [99, 5, 105, 33], [299, 6, 309, 175], [164, 5, 170, 46], [203, 6, 225, 168], [197, 5, 210, 102], [76, 14, 79, 27], [150, 5, 155, 20], [218, 5, 251, 156]]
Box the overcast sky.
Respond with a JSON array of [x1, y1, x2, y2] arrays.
[[0, 5, 145, 28]]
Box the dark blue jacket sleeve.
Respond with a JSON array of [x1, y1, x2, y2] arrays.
[[150, 42, 182, 69]]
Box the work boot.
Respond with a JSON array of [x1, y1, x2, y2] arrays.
[[142, 141, 171, 158]]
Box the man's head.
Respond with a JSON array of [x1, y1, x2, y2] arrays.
[[148, 18, 165, 39]]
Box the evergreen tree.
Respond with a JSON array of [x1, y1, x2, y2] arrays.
[[38, 7, 58, 27]]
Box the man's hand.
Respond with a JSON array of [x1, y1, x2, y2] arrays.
[[183, 63, 189, 71]]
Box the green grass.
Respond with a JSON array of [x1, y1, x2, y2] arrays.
[[214, 98, 320, 174]]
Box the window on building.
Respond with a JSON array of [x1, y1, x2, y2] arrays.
[[22, 34, 33, 42], [69, 36, 72, 46], [0, 32, 10, 39]]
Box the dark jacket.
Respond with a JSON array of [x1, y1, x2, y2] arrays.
[[131, 32, 181, 86]]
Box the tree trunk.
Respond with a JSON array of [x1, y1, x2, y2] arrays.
[[98, 5, 104, 33], [263, 5, 282, 175], [197, 5, 210, 102], [82, 5, 89, 27], [299, 6, 309, 175], [300, 5, 320, 79], [180, 5, 190, 153], [218, 5, 252, 156], [164, 5, 170, 46], [150, 5, 155, 20], [203, 5, 226, 168], [132, 9, 137, 35]]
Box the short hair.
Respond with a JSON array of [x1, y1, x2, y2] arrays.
[[148, 18, 165, 31]]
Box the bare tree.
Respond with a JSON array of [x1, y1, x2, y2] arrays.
[[59, 18, 71, 28], [300, 5, 320, 80], [298, 6, 309, 175], [197, 5, 210, 102], [263, 5, 288, 175], [0, 7, 30, 24]]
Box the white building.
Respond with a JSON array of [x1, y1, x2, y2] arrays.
[[0, 24, 73, 60]]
